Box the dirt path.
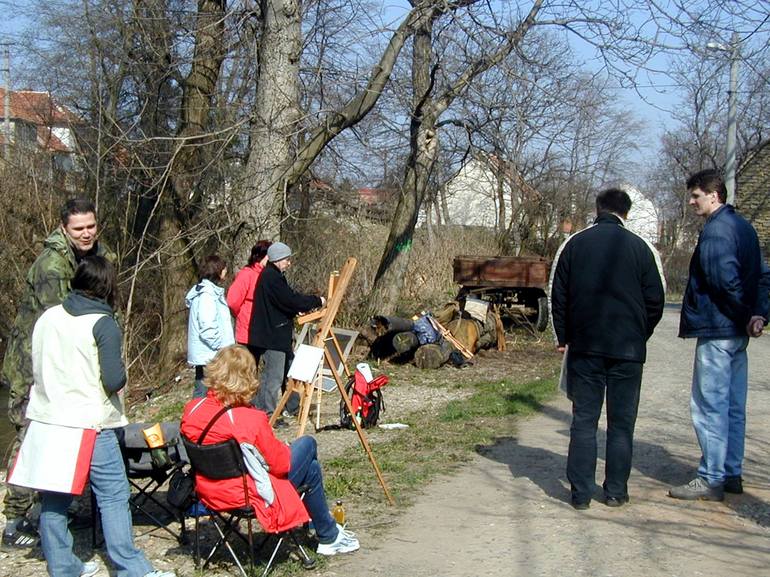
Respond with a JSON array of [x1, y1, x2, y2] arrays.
[[2, 309, 768, 576], [317, 308, 770, 577]]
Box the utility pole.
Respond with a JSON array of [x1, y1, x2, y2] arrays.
[[725, 32, 740, 206], [707, 32, 740, 206], [1, 42, 10, 160]]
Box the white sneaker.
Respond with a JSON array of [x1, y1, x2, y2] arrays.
[[316, 524, 360, 556], [80, 561, 99, 577], [143, 572, 176, 577]]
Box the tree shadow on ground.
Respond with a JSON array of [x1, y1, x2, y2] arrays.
[[477, 401, 770, 527], [475, 403, 704, 504]]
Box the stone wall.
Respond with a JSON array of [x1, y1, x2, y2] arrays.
[[737, 140, 770, 254]]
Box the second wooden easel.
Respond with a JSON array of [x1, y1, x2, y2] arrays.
[[269, 257, 395, 505]]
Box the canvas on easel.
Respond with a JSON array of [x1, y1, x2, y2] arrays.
[[287, 344, 324, 383], [270, 257, 394, 505], [295, 324, 358, 392]]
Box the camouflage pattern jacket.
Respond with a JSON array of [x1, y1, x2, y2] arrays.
[[2, 227, 114, 425]]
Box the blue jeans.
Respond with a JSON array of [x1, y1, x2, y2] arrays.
[[288, 436, 337, 544], [691, 336, 749, 486], [40, 429, 153, 577]]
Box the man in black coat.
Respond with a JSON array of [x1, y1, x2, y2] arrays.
[[247, 242, 325, 419], [549, 188, 666, 509]]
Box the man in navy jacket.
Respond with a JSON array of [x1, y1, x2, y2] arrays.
[[550, 188, 666, 509], [669, 169, 770, 501]]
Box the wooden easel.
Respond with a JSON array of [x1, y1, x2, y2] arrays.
[[269, 257, 395, 505]]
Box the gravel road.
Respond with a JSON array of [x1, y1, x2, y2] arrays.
[[318, 308, 770, 577], [3, 308, 768, 576]]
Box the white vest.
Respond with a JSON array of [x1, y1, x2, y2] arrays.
[[27, 304, 127, 429]]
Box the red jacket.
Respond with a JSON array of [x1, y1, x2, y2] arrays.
[[180, 393, 310, 533], [226, 263, 264, 344]]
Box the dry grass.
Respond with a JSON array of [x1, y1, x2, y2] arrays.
[[286, 220, 500, 325]]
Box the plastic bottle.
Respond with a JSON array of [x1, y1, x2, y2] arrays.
[[331, 500, 345, 525], [150, 447, 170, 469]]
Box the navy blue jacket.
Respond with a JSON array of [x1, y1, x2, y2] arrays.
[[680, 204, 770, 338], [550, 213, 666, 363]]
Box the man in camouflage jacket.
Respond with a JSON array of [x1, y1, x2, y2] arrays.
[[2, 199, 113, 548]]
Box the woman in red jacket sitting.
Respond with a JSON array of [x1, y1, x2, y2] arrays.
[[180, 345, 359, 556]]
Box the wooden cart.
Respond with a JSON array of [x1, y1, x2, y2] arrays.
[[453, 255, 551, 332]]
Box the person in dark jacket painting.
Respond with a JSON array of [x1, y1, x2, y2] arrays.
[[669, 169, 770, 501], [247, 242, 325, 420], [550, 188, 666, 510]]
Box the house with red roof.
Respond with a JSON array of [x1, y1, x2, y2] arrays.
[[0, 88, 81, 172]]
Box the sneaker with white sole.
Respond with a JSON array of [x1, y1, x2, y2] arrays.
[[316, 524, 360, 556], [80, 561, 99, 577], [668, 477, 724, 501], [143, 571, 176, 577]]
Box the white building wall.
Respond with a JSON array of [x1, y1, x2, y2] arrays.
[[421, 159, 512, 227], [624, 185, 659, 244], [421, 162, 660, 246], [52, 127, 75, 150]]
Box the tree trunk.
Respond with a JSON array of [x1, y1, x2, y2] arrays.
[[237, 0, 302, 261], [368, 0, 543, 314], [439, 184, 450, 224], [392, 331, 419, 354], [425, 196, 435, 246], [158, 212, 197, 370], [368, 15, 438, 315], [414, 340, 453, 369], [233, 1, 479, 263], [155, 0, 227, 373]]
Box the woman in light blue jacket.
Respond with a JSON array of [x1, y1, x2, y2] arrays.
[[186, 255, 235, 397]]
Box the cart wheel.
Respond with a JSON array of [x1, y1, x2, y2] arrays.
[[535, 296, 549, 332]]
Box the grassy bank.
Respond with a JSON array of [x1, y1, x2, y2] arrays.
[[263, 373, 559, 575], [324, 375, 558, 514]]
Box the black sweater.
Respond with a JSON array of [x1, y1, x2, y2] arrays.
[[247, 263, 322, 352]]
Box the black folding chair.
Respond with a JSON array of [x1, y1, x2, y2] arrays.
[[92, 422, 188, 547], [181, 435, 314, 577]]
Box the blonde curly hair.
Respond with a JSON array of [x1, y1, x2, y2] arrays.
[[203, 345, 259, 407]]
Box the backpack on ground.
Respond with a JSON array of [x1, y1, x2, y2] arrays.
[[339, 370, 388, 429]]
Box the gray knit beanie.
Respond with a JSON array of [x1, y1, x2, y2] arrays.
[[267, 242, 292, 262]]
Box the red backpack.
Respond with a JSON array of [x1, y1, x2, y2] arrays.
[[339, 370, 388, 429]]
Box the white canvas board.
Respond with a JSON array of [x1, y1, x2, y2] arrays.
[[295, 325, 359, 391], [464, 297, 489, 322], [287, 344, 324, 383]]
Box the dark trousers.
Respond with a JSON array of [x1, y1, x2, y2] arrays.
[[192, 365, 206, 398], [567, 352, 642, 504]]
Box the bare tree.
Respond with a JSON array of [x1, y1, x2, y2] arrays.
[[233, 0, 480, 263]]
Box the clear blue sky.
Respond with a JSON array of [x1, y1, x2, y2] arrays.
[[0, 1, 30, 44]]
